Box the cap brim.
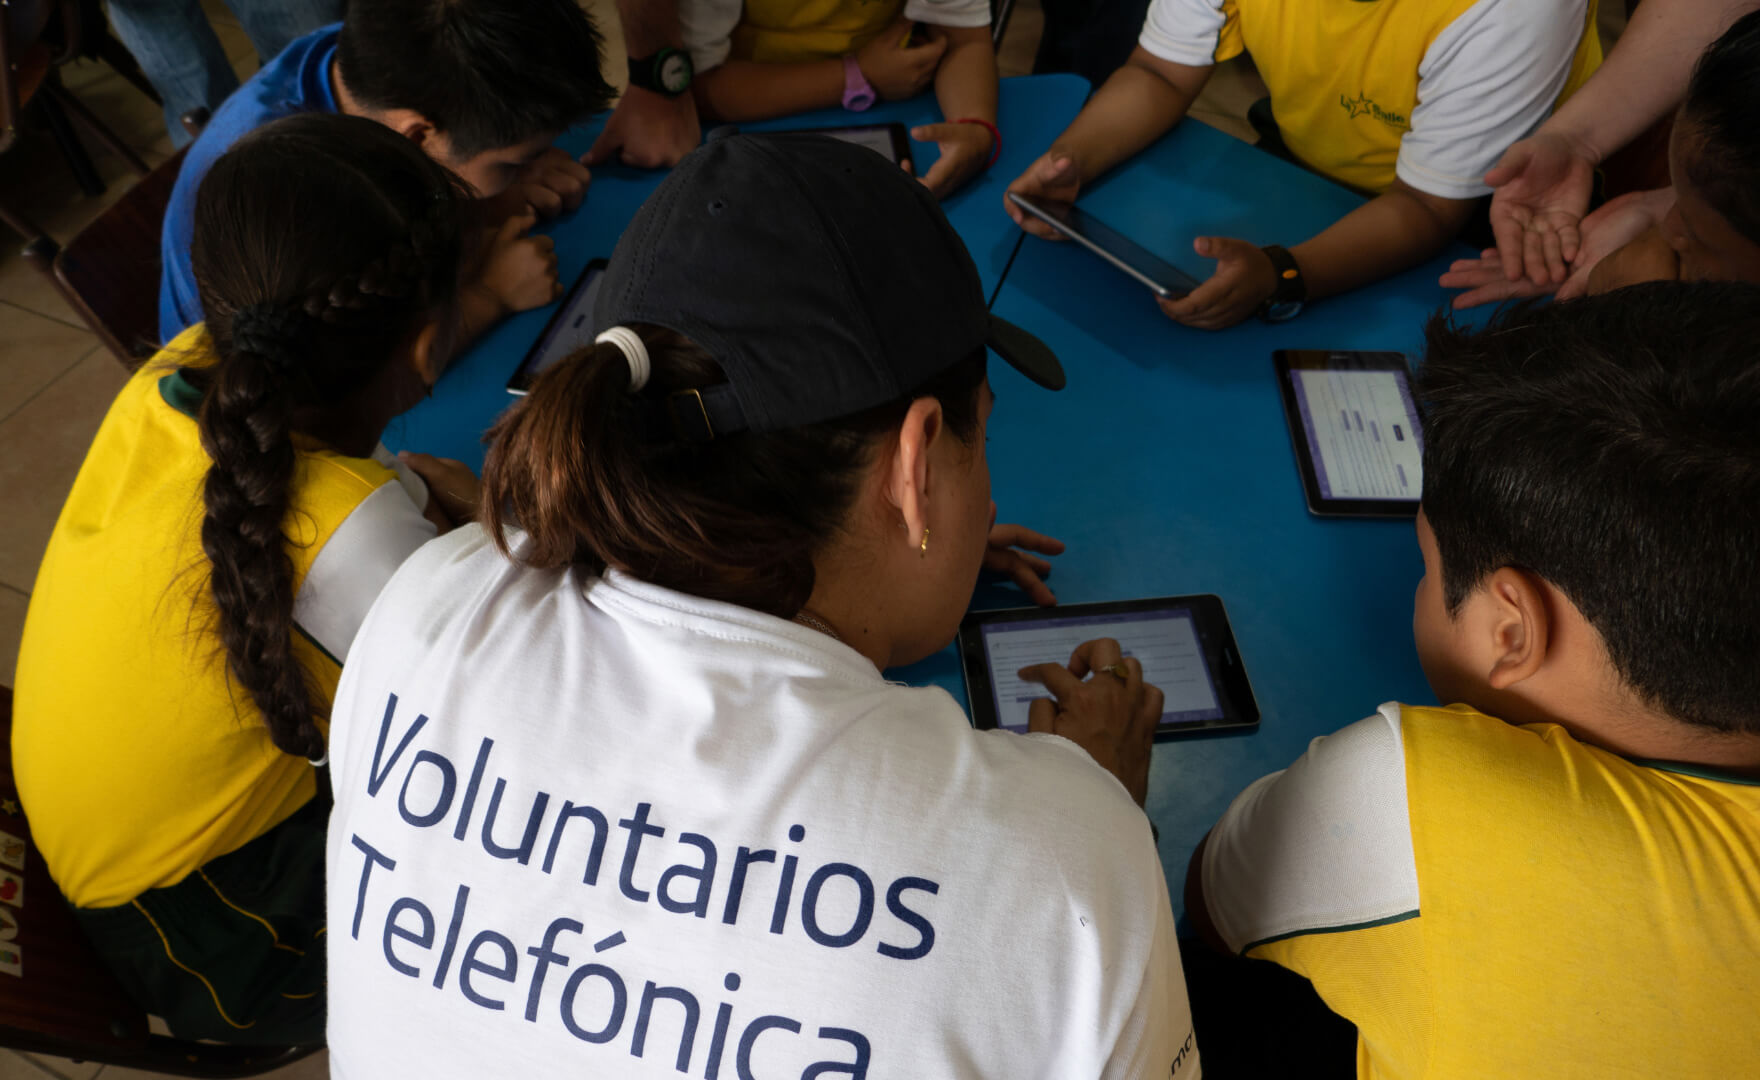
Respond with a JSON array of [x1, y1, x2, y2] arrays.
[[986, 314, 1066, 391]]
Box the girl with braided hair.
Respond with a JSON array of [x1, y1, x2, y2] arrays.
[[13, 111, 482, 1043]]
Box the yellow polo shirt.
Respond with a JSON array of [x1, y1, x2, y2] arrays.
[[1141, 0, 1603, 197], [13, 325, 431, 908], [1203, 703, 1760, 1078]]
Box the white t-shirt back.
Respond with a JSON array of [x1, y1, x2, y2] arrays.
[[325, 526, 1200, 1080]]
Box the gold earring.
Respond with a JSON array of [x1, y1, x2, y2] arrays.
[[920, 528, 930, 558]]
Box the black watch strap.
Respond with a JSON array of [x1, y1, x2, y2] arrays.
[[627, 47, 693, 97], [1258, 244, 1306, 322]]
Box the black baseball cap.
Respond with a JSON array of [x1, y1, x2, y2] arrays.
[[594, 132, 1064, 440]]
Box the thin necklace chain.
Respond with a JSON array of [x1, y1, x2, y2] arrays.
[[792, 610, 842, 643]]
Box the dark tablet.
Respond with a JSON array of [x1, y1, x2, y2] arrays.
[[506, 258, 607, 395], [796, 123, 914, 169], [1273, 350, 1423, 518], [1006, 192, 1200, 299], [958, 595, 1259, 737]]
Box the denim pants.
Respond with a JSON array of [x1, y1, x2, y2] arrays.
[[104, 0, 343, 145]]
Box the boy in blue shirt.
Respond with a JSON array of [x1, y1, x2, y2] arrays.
[[159, 0, 614, 344]]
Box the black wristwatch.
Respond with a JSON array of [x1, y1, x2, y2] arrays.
[[627, 47, 694, 97], [1258, 244, 1306, 323]]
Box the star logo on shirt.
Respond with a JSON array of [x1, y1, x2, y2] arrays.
[[1341, 93, 1373, 119]]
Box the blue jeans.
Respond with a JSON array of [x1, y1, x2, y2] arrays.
[[104, 0, 343, 146]]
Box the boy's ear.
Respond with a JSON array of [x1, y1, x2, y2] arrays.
[[1483, 567, 1551, 691], [378, 109, 439, 152], [408, 320, 443, 388], [884, 397, 945, 554]]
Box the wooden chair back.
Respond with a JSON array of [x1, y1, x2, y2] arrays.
[[22, 144, 187, 367]]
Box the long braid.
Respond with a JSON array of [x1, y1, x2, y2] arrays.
[[197, 305, 323, 758], [186, 113, 468, 760]]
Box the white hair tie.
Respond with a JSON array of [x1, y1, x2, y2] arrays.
[[595, 326, 651, 392]]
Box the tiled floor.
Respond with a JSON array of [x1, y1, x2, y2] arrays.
[[0, 2, 1626, 1078]]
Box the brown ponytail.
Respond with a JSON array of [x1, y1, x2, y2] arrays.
[[482, 328, 986, 619], [186, 113, 468, 756]]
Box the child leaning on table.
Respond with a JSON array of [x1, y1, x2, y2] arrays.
[[1007, 0, 1604, 329], [1185, 283, 1760, 1076], [680, 0, 999, 197], [12, 113, 486, 1044], [158, 0, 615, 343]]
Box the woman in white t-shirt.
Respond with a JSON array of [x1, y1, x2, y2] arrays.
[[324, 132, 1201, 1080]]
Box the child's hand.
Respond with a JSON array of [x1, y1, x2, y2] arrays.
[[1156, 237, 1277, 330], [1441, 249, 1555, 309], [585, 86, 701, 169], [512, 147, 593, 219], [477, 209, 560, 314], [1004, 150, 1082, 239], [398, 451, 482, 533], [856, 19, 947, 100], [910, 120, 992, 198]]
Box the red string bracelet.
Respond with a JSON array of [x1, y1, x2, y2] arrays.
[[956, 117, 1001, 169]]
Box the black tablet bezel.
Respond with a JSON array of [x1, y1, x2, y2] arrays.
[[789, 122, 914, 170], [506, 258, 609, 396], [957, 595, 1260, 738], [1006, 192, 1200, 299], [1272, 349, 1423, 519]]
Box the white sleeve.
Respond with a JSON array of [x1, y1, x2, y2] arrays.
[[293, 479, 437, 665], [678, 0, 744, 73], [1102, 858, 1202, 1080], [1201, 704, 1420, 955], [902, 0, 992, 29], [1397, 0, 1590, 199], [1138, 0, 1229, 68]]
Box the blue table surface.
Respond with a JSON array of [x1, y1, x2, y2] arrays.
[[896, 116, 1496, 925], [383, 74, 1089, 469]]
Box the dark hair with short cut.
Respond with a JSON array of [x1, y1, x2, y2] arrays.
[[337, 0, 615, 161], [481, 331, 988, 619], [189, 112, 470, 758], [1416, 283, 1760, 734], [1680, 9, 1760, 246]]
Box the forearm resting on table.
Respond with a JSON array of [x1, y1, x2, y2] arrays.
[[617, 0, 682, 55], [1051, 49, 1210, 183], [1541, 0, 1757, 163], [693, 59, 842, 124], [1292, 181, 1473, 300], [933, 26, 997, 124]]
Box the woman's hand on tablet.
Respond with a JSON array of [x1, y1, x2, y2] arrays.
[[983, 521, 1064, 606], [1019, 637, 1162, 806], [1004, 150, 1083, 240], [398, 452, 482, 533]]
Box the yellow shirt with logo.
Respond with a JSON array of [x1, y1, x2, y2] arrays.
[[1140, 0, 1603, 196], [1202, 703, 1760, 1078], [681, 0, 991, 71], [13, 326, 426, 909]]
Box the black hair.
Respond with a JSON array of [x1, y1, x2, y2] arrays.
[[1680, 9, 1760, 246], [1416, 283, 1760, 734], [482, 331, 988, 619], [336, 0, 615, 161], [189, 112, 469, 758]]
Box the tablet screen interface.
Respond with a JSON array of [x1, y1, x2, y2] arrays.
[[821, 125, 901, 164], [1290, 364, 1422, 502], [979, 608, 1222, 732], [522, 265, 605, 386]]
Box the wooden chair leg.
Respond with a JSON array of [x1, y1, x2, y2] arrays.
[[37, 93, 107, 197], [43, 74, 150, 177], [0, 202, 50, 247]]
